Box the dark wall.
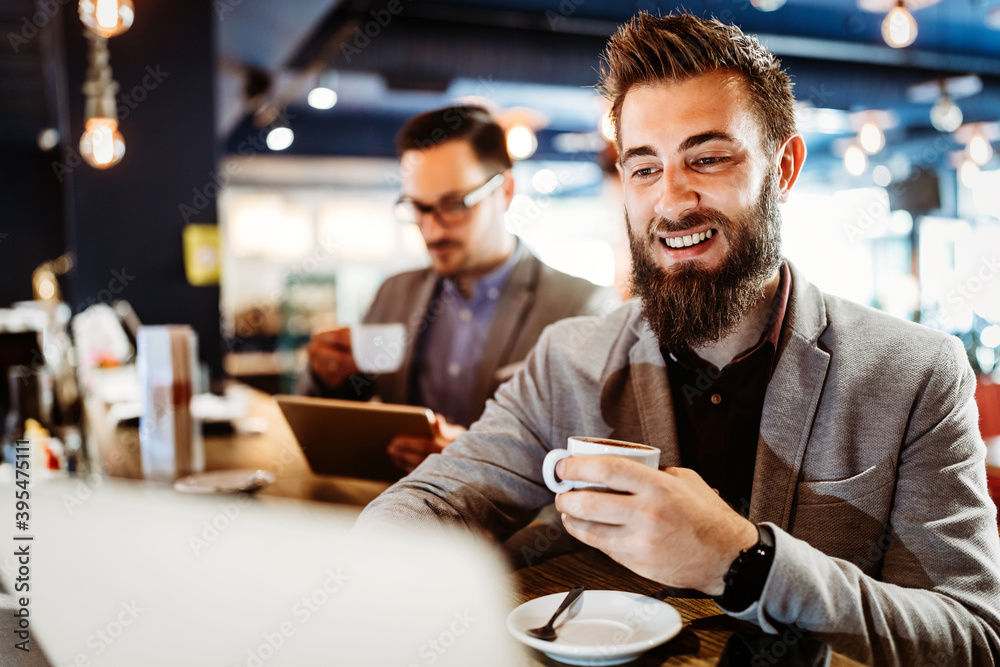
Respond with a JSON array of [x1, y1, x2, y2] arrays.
[[0, 143, 66, 305], [62, 0, 222, 374]]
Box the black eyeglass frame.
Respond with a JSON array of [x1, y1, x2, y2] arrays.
[[393, 173, 506, 227]]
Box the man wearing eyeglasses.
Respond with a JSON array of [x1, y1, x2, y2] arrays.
[[298, 105, 618, 472]]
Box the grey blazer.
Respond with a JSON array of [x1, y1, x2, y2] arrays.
[[359, 263, 1000, 665], [297, 246, 619, 424]]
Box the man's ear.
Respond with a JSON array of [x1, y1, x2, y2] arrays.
[[776, 134, 807, 203], [501, 169, 516, 208]]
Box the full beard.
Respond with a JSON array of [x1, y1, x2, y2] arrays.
[[626, 170, 783, 353]]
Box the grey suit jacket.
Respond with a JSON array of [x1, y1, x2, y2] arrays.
[[358, 263, 1000, 665], [297, 246, 619, 424]]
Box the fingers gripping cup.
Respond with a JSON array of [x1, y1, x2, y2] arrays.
[[542, 437, 661, 493]]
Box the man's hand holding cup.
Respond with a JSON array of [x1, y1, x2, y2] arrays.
[[308, 323, 406, 389], [308, 327, 358, 388], [547, 436, 758, 596]]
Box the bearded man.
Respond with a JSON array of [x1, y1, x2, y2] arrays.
[[358, 13, 1000, 664]]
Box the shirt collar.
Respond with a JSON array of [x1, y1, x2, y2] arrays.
[[442, 239, 522, 303]]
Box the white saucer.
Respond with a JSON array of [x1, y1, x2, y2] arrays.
[[506, 590, 683, 666], [173, 469, 274, 494]]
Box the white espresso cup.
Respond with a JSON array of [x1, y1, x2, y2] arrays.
[[350, 323, 406, 374], [542, 436, 661, 493]]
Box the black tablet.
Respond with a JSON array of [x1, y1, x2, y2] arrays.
[[275, 395, 435, 482]]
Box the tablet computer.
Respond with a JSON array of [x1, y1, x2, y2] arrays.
[[274, 394, 435, 482]]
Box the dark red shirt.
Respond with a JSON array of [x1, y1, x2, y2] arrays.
[[663, 263, 791, 516]]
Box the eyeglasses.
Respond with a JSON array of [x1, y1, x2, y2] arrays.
[[393, 173, 505, 227]]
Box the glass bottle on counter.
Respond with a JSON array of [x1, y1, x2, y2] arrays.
[[1, 365, 52, 467]]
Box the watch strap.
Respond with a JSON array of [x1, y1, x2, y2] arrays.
[[715, 524, 776, 612]]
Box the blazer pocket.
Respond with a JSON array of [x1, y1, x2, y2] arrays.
[[796, 463, 895, 506]]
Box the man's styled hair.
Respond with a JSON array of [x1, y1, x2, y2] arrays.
[[598, 13, 796, 153], [396, 105, 513, 174]]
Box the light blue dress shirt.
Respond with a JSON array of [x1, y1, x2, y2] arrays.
[[413, 243, 522, 427]]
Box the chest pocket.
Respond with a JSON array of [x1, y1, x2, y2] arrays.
[[789, 462, 896, 575]]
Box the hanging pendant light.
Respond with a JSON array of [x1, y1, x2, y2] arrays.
[[882, 0, 917, 48], [78, 0, 134, 38], [79, 31, 125, 169]]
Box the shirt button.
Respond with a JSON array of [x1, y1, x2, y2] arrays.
[[487, 287, 500, 300], [448, 362, 461, 377], [459, 309, 473, 322], [710, 393, 722, 405]]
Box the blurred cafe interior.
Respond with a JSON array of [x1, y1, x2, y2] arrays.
[[1, 0, 1000, 663]]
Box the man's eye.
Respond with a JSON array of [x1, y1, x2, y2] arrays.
[[695, 156, 730, 167], [631, 167, 657, 179], [439, 200, 467, 213]]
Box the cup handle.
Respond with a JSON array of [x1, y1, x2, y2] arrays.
[[542, 449, 574, 494]]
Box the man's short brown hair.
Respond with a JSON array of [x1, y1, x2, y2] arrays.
[[598, 12, 796, 154], [396, 105, 513, 174]]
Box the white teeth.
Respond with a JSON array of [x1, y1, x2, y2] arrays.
[[663, 229, 715, 249]]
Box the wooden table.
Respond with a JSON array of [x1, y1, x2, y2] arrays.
[[83, 385, 864, 666]]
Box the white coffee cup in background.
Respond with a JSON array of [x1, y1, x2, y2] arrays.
[[542, 436, 661, 494], [350, 323, 406, 374]]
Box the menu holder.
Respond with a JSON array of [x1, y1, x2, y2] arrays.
[[137, 325, 204, 482]]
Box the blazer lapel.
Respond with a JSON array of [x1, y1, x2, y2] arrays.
[[469, 248, 537, 412], [748, 264, 831, 529], [627, 315, 682, 468]]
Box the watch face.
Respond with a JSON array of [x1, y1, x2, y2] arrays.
[[719, 526, 775, 612]]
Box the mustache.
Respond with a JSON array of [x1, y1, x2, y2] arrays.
[[427, 240, 461, 250], [648, 209, 732, 237]]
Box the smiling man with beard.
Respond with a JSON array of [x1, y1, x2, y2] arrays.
[[359, 13, 1000, 664], [627, 166, 782, 356]]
